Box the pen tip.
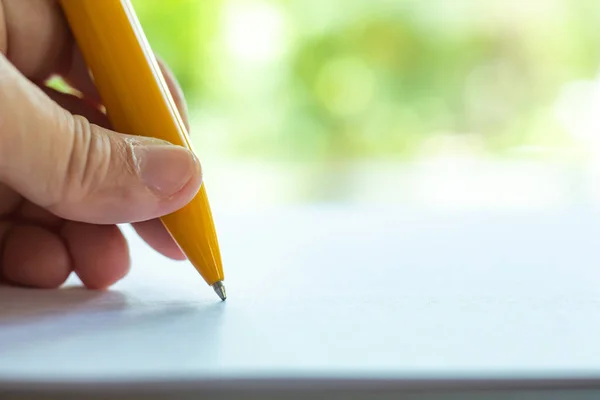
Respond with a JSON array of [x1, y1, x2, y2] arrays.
[[212, 281, 227, 301]]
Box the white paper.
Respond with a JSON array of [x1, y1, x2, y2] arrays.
[[1, 205, 600, 386]]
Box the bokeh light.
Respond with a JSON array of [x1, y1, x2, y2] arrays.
[[132, 0, 600, 211]]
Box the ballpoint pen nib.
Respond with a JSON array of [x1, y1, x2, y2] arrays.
[[212, 281, 227, 301]]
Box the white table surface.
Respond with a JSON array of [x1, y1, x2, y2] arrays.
[[1, 205, 600, 397]]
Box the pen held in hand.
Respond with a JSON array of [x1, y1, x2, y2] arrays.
[[59, 0, 226, 300]]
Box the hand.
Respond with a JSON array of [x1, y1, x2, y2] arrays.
[[0, 0, 203, 289]]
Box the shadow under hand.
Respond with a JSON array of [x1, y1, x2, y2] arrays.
[[0, 283, 226, 362], [0, 283, 130, 323]]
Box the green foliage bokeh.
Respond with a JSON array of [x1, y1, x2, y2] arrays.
[[132, 0, 600, 161]]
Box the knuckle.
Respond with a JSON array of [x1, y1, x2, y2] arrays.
[[59, 114, 113, 205]]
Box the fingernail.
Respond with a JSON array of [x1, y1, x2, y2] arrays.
[[134, 143, 199, 198]]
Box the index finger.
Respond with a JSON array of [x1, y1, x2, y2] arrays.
[[0, 0, 72, 81], [1, 0, 190, 129]]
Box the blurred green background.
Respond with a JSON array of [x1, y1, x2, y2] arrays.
[[130, 0, 600, 210]]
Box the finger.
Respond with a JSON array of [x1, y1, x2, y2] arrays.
[[61, 222, 129, 289], [0, 55, 202, 225], [18, 201, 62, 229], [0, 220, 13, 269], [58, 51, 190, 129], [0, 183, 22, 216], [40, 85, 110, 128], [45, 64, 192, 260], [1, 0, 73, 81], [132, 219, 186, 260], [1, 224, 71, 288], [58, 44, 101, 105], [0, 221, 11, 284], [155, 56, 189, 130], [0, 0, 190, 132]]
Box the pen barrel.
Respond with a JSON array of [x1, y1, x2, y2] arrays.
[[60, 0, 223, 284]]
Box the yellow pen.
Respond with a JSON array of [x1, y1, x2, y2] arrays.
[[59, 0, 226, 300]]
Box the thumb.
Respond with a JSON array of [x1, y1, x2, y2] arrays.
[[0, 55, 202, 224]]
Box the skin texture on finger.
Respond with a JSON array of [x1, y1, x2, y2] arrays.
[[41, 87, 187, 259], [2, 224, 72, 288], [61, 222, 130, 289], [45, 122, 202, 225]]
